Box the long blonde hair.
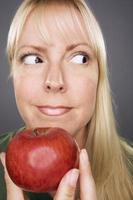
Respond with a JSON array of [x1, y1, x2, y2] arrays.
[[6, 0, 133, 199]]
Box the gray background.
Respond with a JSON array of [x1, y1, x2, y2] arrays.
[[0, 0, 133, 141]]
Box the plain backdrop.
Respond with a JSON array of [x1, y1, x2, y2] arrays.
[[0, 0, 133, 141]]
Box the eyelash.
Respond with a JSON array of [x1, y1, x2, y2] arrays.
[[18, 51, 90, 64], [19, 52, 41, 62], [74, 51, 90, 63]]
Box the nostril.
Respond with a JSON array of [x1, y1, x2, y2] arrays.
[[44, 81, 66, 93], [60, 86, 63, 90], [47, 85, 51, 90]]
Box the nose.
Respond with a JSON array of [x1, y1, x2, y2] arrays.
[[44, 67, 66, 93], [45, 80, 65, 93]]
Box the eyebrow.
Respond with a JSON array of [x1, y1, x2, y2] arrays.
[[16, 42, 91, 55], [66, 43, 90, 51]]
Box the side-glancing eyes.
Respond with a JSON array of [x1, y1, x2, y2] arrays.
[[71, 53, 89, 65], [19, 51, 90, 66], [22, 54, 43, 65]]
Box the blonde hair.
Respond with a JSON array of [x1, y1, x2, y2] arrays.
[[7, 0, 133, 199]]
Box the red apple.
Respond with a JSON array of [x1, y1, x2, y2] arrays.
[[5, 127, 79, 192]]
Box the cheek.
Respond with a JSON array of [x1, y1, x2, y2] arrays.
[[77, 77, 98, 126], [69, 68, 98, 108], [13, 74, 41, 104], [67, 75, 98, 132], [80, 77, 97, 110]]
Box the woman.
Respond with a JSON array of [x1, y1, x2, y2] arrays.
[[0, 0, 133, 199]]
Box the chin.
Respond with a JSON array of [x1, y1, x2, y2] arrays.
[[26, 121, 74, 136]]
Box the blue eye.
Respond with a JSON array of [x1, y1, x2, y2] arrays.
[[70, 53, 89, 64], [22, 54, 43, 65]]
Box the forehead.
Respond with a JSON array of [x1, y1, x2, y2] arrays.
[[18, 2, 89, 48]]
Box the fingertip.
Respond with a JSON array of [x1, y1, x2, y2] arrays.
[[63, 168, 79, 187], [80, 149, 89, 166], [55, 169, 79, 200], [0, 152, 6, 166], [0, 152, 5, 157]]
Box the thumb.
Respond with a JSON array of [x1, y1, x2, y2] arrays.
[[0, 152, 26, 200], [54, 168, 79, 200]]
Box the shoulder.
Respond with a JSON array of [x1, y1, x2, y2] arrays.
[[0, 127, 25, 152]]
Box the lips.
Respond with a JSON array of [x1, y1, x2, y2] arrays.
[[37, 105, 72, 116]]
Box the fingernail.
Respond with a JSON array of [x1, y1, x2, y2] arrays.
[[66, 169, 79, 187], [80, 149, 89, 166]]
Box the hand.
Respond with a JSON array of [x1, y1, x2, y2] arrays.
[[54, 149, 97, 200], [0, 149, 97, 200], [0, 152, 28, 200]]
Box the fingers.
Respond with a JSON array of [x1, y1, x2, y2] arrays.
[[54, 168, 79, 200], [0, 152, 26, 200], [79, 149, 97, 200], [0, 152, 13, 186]]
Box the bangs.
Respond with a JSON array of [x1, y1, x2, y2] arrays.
[[8, 0, 105, 66], [32, 1, 92, 47]]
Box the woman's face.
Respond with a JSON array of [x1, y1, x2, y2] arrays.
[[12, 5, 98, 147]]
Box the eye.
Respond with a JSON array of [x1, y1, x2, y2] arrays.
[[22, 54, 43, 65], [70, 53, 89, 64]]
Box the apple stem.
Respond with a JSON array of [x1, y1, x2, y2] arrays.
[[33, 129, 40, 136]]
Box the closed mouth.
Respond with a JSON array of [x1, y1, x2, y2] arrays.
[[37, 105, 72, 116]]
